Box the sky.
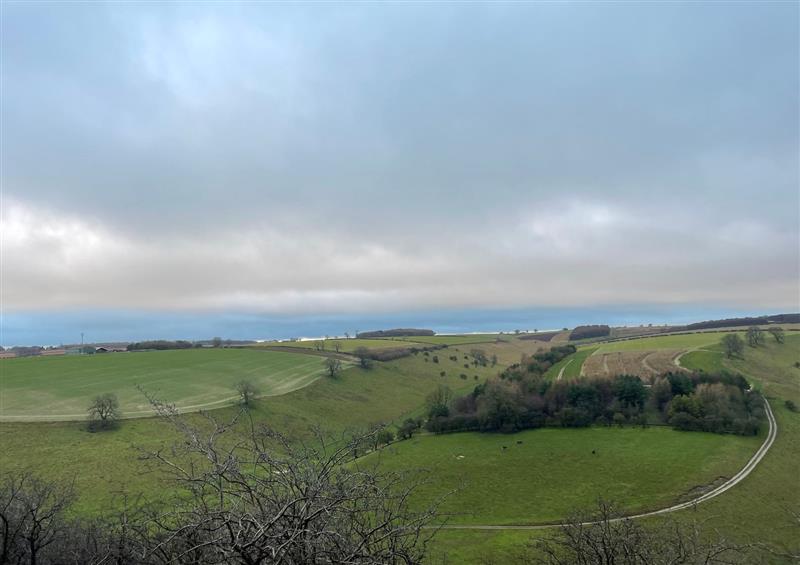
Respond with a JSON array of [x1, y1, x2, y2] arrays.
[[2, 2, 798, 345]]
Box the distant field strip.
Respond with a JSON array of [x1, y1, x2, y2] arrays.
[[256, 338, 415, 353], [595, 331, 738, 352], [0, 349, 330, 421], [390, 335, 502, 346]]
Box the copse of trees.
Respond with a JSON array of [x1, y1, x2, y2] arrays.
[[684, 313, 800, 331], [426, 365, 762, 436], [356, 328, 435, 338], [569, 325, 611, 341], [499, 344, 577, 382]]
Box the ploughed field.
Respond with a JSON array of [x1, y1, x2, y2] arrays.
[[0, 348, 331, 421], [581, 348, 684, 378]]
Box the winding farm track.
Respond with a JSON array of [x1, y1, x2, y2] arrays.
[[556, 359, 573, 381], [435, 397, 777, 530]]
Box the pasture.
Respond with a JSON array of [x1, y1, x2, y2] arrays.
[[0, 348, 330, 420], [430, 334, 800, 563], [594, 331, 742, 352], [390, 334, 503, 346], [0, 345, 496, 513], [365, 426, 760, 526], [0, 330, 796, 562]]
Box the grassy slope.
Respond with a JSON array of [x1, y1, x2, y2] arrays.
[[543, 347, 597, 380], [595, 331, 742, 352], [367, 427, 758, 526], [0, 349, 329, 420], [432, 335, 800, 563], [685, 336, 800, 561], [0, 347, 501, 514]]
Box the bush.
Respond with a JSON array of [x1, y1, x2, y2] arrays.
[[786, 399, 798, 412]]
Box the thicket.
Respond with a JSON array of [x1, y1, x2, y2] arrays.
[[356, 328, 435, 338], [683, 313, 800, 331], [569, 325, 611, 341], [425, 346, 763, 436]]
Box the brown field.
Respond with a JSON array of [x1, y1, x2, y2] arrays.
[[581, 348, 685, 379]]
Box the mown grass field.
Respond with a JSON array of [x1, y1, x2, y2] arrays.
[[0, 348, 331, 420], [365, 426, 759, 526]]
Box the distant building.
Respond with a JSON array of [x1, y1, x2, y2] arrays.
[[95, 346, 127, 353], [0, 352, 17, 359], [40, 349, 66, 356]]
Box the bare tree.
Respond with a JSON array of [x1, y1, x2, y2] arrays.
[[333, 341, 342, 353], [768, 327, 785, 344], [87, 393, 120, 431], [0, 473, 75, 565], [325, 357, 342, 378], [235, 379, 259, 407], [354, 346, 373, 369], [137, 400, 443, 564], [721, 333, 745, 359], [530, 500, 751, 564], [746, 326, 764, 348]]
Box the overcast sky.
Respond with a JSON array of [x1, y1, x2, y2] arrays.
[[2, 2, 798, 342]]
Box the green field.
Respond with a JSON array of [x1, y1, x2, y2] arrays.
[[680, 349, 725, 372], [0, 348, 330, 420], [391, 334, 503, 346], [544, 347, 597, 380], [0, 331, 796, 562], [594, 331, 742, 352], [255, 338, 416, 352], [0, 349, 490, 513], [431, 334, 800, 563], [365, 426, 759, 526]]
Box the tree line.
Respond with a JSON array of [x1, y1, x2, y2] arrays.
[[569, 325, 611, 341], [424, 346, 764, 435]]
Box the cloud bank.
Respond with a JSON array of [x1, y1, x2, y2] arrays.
[[2, 2, 798, 318]]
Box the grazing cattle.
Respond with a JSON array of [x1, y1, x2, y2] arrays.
[[502, 446, 507, 450], [516, 440, 523, 445]]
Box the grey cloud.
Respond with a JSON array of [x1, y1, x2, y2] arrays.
[[2, 2, 798, 314]]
